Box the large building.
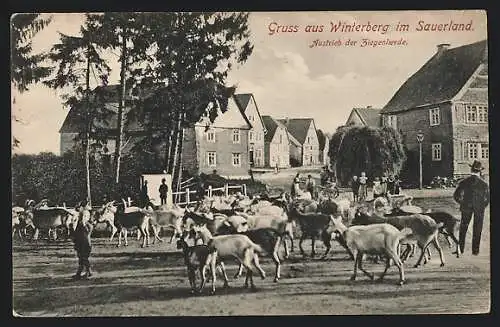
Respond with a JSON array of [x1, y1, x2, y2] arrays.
[[261, 115, 290, 169], [278, 118, 320, 167], [380, 40, 488, 183], [234, 94, 267, 168]]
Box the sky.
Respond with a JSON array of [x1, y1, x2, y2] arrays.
[[11, 10, 487, 155]]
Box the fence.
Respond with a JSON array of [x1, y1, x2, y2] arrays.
[[172, 183, 247, 207]]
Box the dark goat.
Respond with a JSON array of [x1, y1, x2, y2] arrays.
[[288, 207, 351, 258], [176, 237, 229, 294]]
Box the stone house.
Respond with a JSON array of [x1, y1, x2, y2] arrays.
[[278, 118, 320, 167], [261, 115, 290, 169], [380, 40, 488, 184], [234, 94, 267, 168]]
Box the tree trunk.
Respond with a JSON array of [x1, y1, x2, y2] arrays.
[[164, 124, 174, 173], [174, 113, 185, 203], [113, 32, 127, 185], [84, 43, 92, 206], [169, 111, 182, 177]]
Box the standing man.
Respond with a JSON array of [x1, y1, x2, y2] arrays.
[[351, 175, 360, 202], [291, 173, 300, 198], [453, 160, 489, 256], [159, 178, 169, 206]]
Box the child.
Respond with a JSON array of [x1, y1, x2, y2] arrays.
[[72, 200, 93, 280], [358, 172, 368, 201], [351, 175, 360, 202], [373, 177, 384, 199]]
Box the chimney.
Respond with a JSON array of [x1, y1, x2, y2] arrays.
[[366, 105, 372, 109], [436, 43, 450, 54]]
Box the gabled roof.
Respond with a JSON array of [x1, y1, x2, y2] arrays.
[[261, 115, 287, 142], [234, 93, 266, 133], [382, 39, 487, 114], [352, 107, 382, 127], [277, 118, 314, 145]]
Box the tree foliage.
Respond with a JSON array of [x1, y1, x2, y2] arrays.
[[11, 13, 52, 93], [328, 125, 406, 186]]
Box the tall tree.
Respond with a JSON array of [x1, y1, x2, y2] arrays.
[[136, 12, 253, 190], [328, 125, 406, 186], [87, 13, 152, 187], [44, 16, 112, 204], [11, 13, 52, 149]]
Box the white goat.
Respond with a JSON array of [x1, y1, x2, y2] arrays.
[[329, 215, 413, 285], [192, 224, 267, 294]]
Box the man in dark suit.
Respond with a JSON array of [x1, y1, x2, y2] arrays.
[[453, 160, 489, 256]]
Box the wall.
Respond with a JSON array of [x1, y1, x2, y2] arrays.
[[301, 122, 320, 166], [245, 98, 266, 168], [383, 102, 454, 184], [267, 126, 290, 168], [195, 126, 250, 178], [60, 133, 79, 154]]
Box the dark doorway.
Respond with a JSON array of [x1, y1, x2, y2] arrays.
[[249, 150, 254, 167]]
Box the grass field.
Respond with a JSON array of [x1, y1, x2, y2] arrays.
[[12, 172, 490, 316]]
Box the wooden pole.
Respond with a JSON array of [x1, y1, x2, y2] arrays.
[[419, 142, 423, 190]]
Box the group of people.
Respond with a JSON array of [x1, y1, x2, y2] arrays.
[[351, 172, 401, 202], [290, 173, 317, 199]]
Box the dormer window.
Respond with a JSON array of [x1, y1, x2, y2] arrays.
[[232, 129, 240, 143], [429, 108, 440, 126]]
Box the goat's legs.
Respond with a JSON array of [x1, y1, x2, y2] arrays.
[[448, 232, 460, 258], [117, 229, 122, 247], [311, 236, 316, 257], [431, 237, 445, 267], [321, 231, 331, 259], [379, 256, 391, 281], [188, 268, 197, 293], [123, 229, 129, 247], [388, 249, 405, 285], [272, 238, 282, 282], [219, 262, 230, 288], [234, 264, 244, 279], [299, 235, 306, 256], [357, 253, 375, 280], [140, 227, 148, 248], [209, 255, 217, 295], [152, 225, 163, 244], [33, 228, 40, 241], [109, 223, 118, 243], [252, 253, 266, 280], [414, 242, 431, 267], [350, 251, 359, 281]]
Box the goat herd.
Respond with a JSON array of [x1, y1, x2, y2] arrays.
[[12, 191, 463, 295]]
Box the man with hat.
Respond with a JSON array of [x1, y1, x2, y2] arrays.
[[453, 160, 489, 256], [72, 200, 93, 279]]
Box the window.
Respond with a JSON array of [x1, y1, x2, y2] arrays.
[[307, 136, 311, 144], [386, 115, 397, 129], [232, 153, 241, 167], [432, 143, 442, 161], [232, 129, 240, 143], [429, 108, 440, 126], [207, 152, 217, 167], [481, 143, 489, 159], [467, 143, 478, 159], [279, 134, 283, 144], [478, 106, 488, 123], [207, 130, 215, 143], [256, 149, 262, 158], [248, 115, 253, 122], [249, 131, 254, 141]]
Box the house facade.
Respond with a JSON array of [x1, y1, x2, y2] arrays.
[[278, 118, 320, 166], [234, 94, 267, 168], [181, 96, 252, 179], [317, 129, 330, 167], [261, 115, 290, 168], [345, 106, 382, 127], [380, 40, 488, 184]]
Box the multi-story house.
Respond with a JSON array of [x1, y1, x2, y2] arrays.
[[234, 93, 267, 168], [261, 115, 290, 169], [181, 95, 252, 179], [380, 40, 488, 184], [278, 118, 320, 167], [345, 106, 382, 127], [316, 129, 330, 167]]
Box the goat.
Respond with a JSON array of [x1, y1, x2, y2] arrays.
[[329, 215, 412, 285], [424, 210, 461, 258], [176, 234, 229, 294], [287, 205, 350, 258], [192, 224, 266, 295]]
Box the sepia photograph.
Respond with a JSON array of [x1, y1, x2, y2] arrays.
[[11, 10, 490, 316]]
